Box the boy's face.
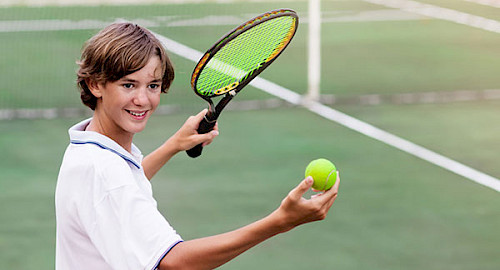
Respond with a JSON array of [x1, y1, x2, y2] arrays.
[[93, 55, 163, 137]]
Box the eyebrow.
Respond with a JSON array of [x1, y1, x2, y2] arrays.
[[120, 77, 162, 83]]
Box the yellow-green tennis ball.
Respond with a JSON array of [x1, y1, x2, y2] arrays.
[[305, 158, 337, 191]]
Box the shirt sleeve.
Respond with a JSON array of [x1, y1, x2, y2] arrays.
[[86, 159, 182, 270]]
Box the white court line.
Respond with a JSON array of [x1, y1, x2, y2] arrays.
[[0, 0, 306, 7], [0, 10, 426, 33], [363, 0, 500, 34], [156, 33, 500, 192], [464, 0, 500, 8]]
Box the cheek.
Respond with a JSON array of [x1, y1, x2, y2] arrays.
[[150, 92, 161, 109]]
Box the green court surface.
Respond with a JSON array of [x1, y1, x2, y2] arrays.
[[1, 110, 499, 269], [1, 1, 499, 269]]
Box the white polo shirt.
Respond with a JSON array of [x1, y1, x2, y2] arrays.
[[55, 118, 182, 270]]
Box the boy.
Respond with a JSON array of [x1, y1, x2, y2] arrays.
[[56, 22, 340, 270]]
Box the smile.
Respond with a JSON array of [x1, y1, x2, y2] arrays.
[[126, 110, 147, 117]]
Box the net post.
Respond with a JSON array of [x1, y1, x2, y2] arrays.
[[306, 0, 321, 103]]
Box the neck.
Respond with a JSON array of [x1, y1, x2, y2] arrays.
[[86, 113, 134, 153]]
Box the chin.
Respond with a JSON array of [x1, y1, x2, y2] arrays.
[[128, 123, 148, 134], [121, 119, 148, 135]]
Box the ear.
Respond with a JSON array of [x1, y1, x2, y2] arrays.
[[86, 78, 103, 98]]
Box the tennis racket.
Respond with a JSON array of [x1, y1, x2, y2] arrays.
[[186, 9, 299, 158]]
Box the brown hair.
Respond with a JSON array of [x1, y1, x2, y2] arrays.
[[77, 23, 174, 110]]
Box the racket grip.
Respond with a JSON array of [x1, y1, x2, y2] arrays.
[[186, 116, 217, 158]]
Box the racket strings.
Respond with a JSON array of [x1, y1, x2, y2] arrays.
[[196, 15, 296, 97]]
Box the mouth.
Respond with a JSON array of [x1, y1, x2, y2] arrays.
[[126, 109, 147, 118]]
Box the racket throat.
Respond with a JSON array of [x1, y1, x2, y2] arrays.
[[205, 100, 218, 122], [204, 114, 217, 124]]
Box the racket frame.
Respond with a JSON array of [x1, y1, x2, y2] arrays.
[[191, 9, 299, 122], [186, 9, 299, 157]]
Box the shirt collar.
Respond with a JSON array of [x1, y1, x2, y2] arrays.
[[68, 118, 143, 169]]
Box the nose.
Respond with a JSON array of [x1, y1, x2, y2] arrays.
[[132, 87, 149, 106]]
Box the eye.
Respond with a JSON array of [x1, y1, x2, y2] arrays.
[[149, 84, 161, 91], [122, 83, 134, 89]]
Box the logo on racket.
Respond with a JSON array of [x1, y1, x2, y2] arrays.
[[214, 82, 239, 95]]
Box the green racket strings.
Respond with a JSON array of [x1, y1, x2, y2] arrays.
[[195, 15, 296, 97]]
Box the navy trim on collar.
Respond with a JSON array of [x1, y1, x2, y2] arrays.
[[70, 140, 141, 169]]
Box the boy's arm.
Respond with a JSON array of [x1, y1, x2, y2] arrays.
[[159, 174, 340, 270], [142, 109, 218, 180]]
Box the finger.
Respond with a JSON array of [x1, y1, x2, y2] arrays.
[[317, 171, 340, 204], [212, 122, 219, 131], [288, 177, 313, 201], [201, 130, 219, 147], [324, 171, 340, 193], [324, 190, 339, 211], [311, 193, 324, 199], [326, 172, 341, 203], [331, 171, 340, 192]]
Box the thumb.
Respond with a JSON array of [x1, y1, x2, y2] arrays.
[[289, 176, 313, 200], [194, 109, 208, 122]]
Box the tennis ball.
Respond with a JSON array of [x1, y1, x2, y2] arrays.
[[305, 158, 337, 191]]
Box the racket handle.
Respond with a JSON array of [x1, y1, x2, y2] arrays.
[[186, 116, 217, 158]]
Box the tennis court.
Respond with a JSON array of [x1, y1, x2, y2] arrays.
[[1, 0, 499, 269]]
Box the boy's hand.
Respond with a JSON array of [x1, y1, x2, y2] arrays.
[[276, 172, 340, 232], [170, 109, 219, 152]]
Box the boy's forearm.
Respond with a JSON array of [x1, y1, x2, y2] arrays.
[[159, 175, 339, 269], [160, 210, 288, 270]]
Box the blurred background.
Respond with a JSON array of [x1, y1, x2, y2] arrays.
[[1, 0, 499, 269]]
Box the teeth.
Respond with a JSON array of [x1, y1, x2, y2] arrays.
[[128, 111, 146, 117]]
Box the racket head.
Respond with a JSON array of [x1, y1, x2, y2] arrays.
[[191, 9, 298, 101]]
